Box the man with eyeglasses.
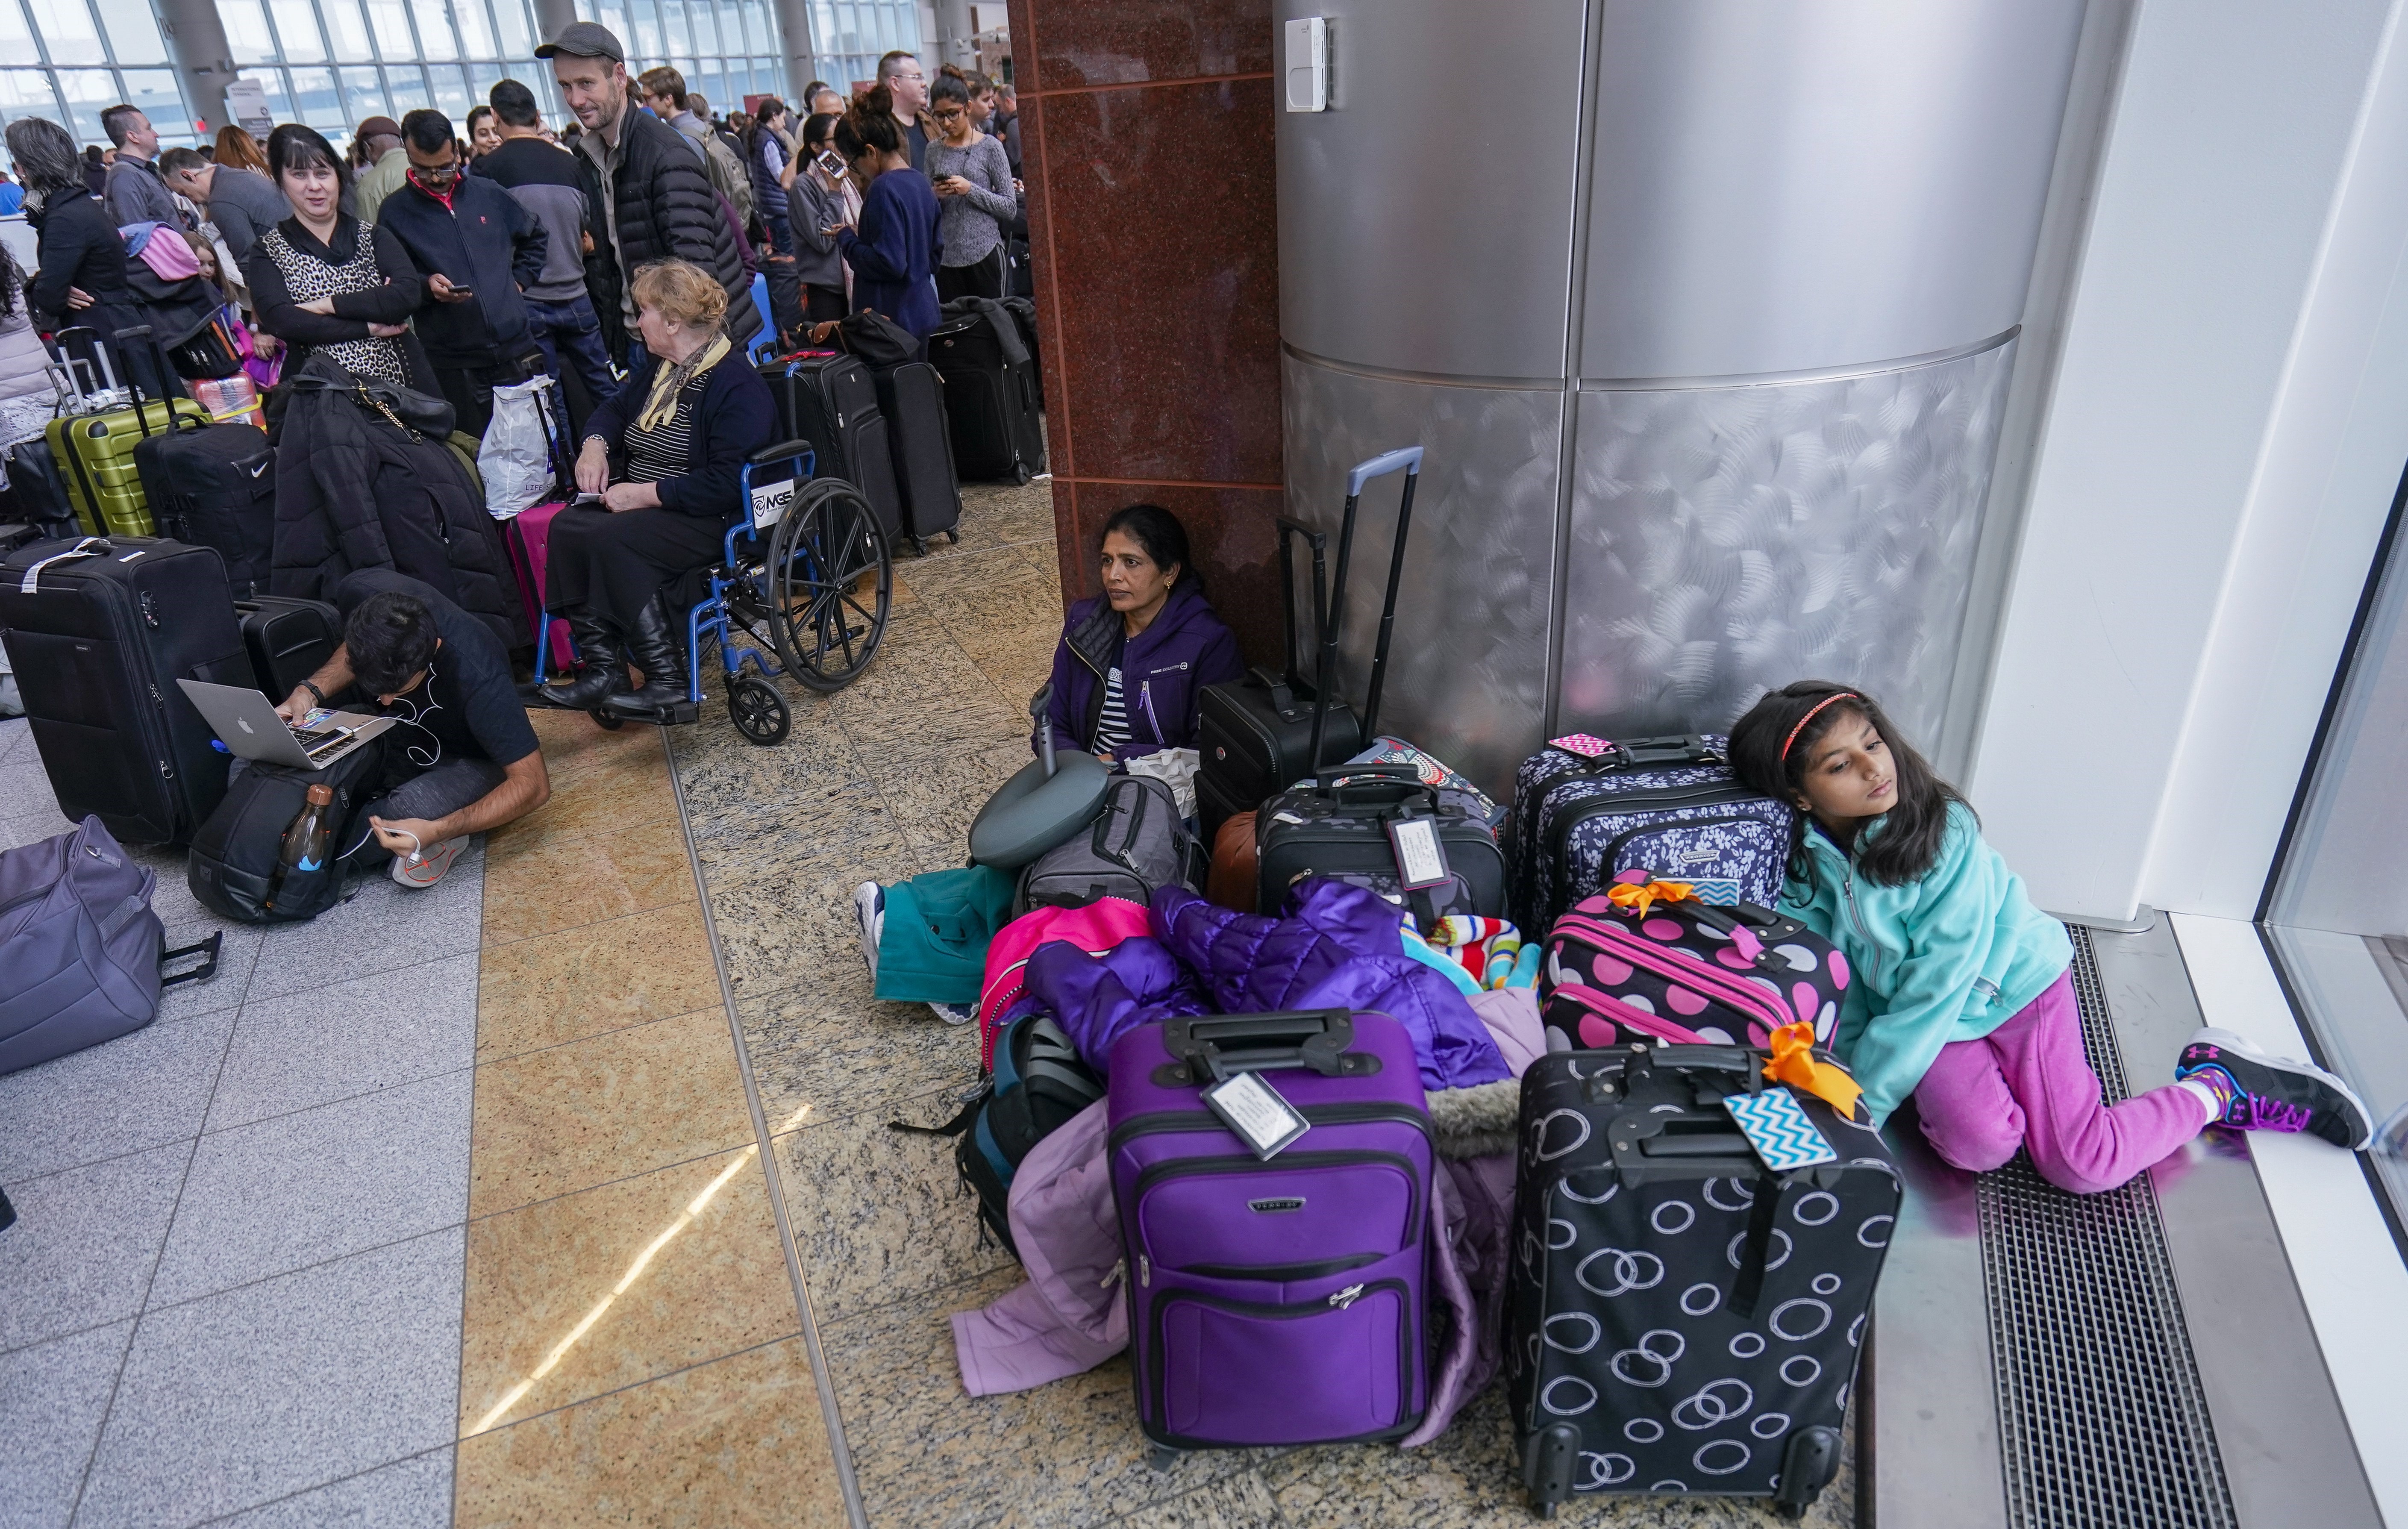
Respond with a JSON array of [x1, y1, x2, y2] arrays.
[[877, 49, 936, 173], [375, 108, 549, 436]]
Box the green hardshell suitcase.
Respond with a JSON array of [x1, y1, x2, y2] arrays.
[[47, 325, 208, 538]]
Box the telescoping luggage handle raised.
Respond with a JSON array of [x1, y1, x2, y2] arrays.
[[1305, 446, 1423, 773], [1153, 1010, 1382, 1086]]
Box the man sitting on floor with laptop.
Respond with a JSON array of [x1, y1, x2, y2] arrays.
[[272, 570, 550, 888]]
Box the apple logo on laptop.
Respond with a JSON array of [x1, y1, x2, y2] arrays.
[[237, 717, 254, 734]]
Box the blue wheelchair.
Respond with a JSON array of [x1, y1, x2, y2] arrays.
[[536, 441, 893, 745]]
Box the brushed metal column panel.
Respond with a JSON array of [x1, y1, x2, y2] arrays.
[[1273, 0, 1588, 381], [1557, 341, 2015, 744], [1582, 0, 2085, 381], [2088, 921, 2384, 1529], [1281, 354, 1558, 796]]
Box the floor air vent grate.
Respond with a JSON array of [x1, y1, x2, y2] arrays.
[[1974, 926, 2239, 1529]]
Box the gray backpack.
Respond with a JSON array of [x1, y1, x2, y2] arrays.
[[0, 816, 218, 1075], [1012, 774, 1202, 917]]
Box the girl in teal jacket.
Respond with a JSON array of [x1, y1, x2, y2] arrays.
[[1730, 681, 2371, 1193]]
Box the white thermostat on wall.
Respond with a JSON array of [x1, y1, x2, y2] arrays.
[[1285, 17, 1328, 112]]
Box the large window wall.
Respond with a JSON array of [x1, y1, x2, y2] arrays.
[[0, 0, 924, 154], [807, 0, 918, 94], [221, 0, 557, 141], [585, 0, 782, 116], [0, 0, 203, 148]]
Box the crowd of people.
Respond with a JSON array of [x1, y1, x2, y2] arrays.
[[0, 32, 1027, 434], [0, 29, 1029, 890]]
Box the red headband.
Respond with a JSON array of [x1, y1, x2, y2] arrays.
[[1781, 692, 1860, 762]]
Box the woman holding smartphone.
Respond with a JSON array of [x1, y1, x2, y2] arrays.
[[815, 87, 942, 345], [786, 112, 856, 323], [924, 74, 1016, 302]]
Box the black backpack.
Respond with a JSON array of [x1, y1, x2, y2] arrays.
[[185, 740, 387, 923], [892, 1014, 1104, 1259]]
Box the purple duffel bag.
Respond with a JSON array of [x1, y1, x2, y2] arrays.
[[0, 814, 218, 1075], [1107, 1009, 1433, 1450]]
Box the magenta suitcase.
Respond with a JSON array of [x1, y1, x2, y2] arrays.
[[1106, 1009, 1433, 1450], [504, 499, 577, 674]]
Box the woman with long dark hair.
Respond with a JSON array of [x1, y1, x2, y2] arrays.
[[1042, 503, 1243, 764], [8, 115, 183, 402], [1728, 679, 2375, 1190], [820, 85, 941, 342], [239, 123, 426, 387]]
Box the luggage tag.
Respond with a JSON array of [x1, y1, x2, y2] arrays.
[[1386, 813, 1452, 891], [1202, 1070, 1311, 1161], [1723, 1089, 1838, 1172], [1548, 732, 1615, 760]]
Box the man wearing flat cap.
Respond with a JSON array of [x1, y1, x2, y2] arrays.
[[538, 21, 759, 365]]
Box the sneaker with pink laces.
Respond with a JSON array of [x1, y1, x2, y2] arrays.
[[2175, 1028, 2372, 1149]]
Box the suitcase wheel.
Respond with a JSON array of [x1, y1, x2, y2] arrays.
[[1772, 1424, 1842, 1519]]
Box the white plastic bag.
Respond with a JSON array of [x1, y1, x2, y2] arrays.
[[478, 376, 560, 519], [1123, 747, 1200, 820]]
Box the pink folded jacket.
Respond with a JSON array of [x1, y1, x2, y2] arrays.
[[975, 899, 1150, 1070]]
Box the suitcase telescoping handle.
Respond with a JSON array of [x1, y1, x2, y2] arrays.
[[50, 324, 119, 408], [1270, 515, 1331, 700], [1154, 1010, 1379, 1086], [111, 325, 156, 438], [1306, 446, 1422, 774]]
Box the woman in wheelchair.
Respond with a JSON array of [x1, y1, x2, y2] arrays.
[[540, 259, 777, 717]]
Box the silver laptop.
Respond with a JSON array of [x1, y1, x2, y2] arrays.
[[177, 679, 395, 770]]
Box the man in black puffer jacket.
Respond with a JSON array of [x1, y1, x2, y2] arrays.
[[538, 21, 759, 366]]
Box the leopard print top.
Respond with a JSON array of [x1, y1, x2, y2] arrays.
[[256, 223, 409, 385]]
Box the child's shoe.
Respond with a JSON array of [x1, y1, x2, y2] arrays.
[[2175, 1028, 2373, 1149]]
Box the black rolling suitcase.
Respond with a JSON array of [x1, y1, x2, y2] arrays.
[[134, 415, 276, 599], [236, 595, 341, 701], [873, 359, 962, 550], [1248, 447, 1504, 917], [767, 355, 905, 543], [0, 536, 250, 844], [1200, 446, 1420, 838], [1195, 515, 1363, 838], [929, 298, 1044, 482], [1505, 1044, 1897, 1520]]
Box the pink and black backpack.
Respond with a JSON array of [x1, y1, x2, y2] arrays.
[[1538, 873, 1849, 1051]]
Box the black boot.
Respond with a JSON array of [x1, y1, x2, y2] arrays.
[[537, 614, 628, 709], [605, 598, 687, 716]]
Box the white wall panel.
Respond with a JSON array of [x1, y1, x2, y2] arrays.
[[1971, 0, 2408, 922]]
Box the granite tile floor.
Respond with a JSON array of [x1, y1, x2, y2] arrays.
[[1, 480, 1855, 1526], [662, 481, 1861, 1528], [0, 717, 479, 1528]]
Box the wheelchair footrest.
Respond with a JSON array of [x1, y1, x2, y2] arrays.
[[603, 698, 703, 726]]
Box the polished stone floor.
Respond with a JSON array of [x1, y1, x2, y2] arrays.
[[0, 480, 1851, 1526]]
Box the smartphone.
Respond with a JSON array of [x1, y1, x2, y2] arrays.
[[449, 285, 475, 296], [817, 150, 844, 176]]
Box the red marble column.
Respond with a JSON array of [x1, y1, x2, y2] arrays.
[[1005, 0, 1286, 667]]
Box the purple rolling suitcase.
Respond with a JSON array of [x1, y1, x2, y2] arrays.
[[1107, 1010, 1434, 1450]]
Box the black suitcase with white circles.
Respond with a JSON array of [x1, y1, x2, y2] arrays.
[[1505, 1044, 1899, 1520]]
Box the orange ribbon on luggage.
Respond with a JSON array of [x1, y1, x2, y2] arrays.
[[1763, 1020, 1863, 1118], [1603, 879, 1696, 917]]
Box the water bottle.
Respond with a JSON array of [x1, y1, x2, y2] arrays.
[[265, 784, 335, 910]]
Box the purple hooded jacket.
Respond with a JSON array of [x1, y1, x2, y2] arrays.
[[1044, 582, 1244, 764], [1151, 880, 1512, 1091], [995, 934, 1212, 1071]]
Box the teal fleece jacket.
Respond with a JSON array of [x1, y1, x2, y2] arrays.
[[1779, 802, 2071, 1128]]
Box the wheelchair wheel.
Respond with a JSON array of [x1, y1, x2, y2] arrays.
[[765, 479, 892, 694], [727, 675, 789, 745]]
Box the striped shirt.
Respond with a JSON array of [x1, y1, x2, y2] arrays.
[[1095, 666, 1132, 753]]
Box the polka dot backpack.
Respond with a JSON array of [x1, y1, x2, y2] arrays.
[[1539, 872, 1848, 1052]]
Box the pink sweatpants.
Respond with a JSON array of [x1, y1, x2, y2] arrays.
[[1912, 970, 2206, 1194]]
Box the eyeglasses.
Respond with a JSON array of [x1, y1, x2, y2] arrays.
[[893, 70, 925, 82], [931, 107, 964, 121]]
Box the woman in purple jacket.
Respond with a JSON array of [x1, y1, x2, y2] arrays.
[[1045, 504, 1244, 764]]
